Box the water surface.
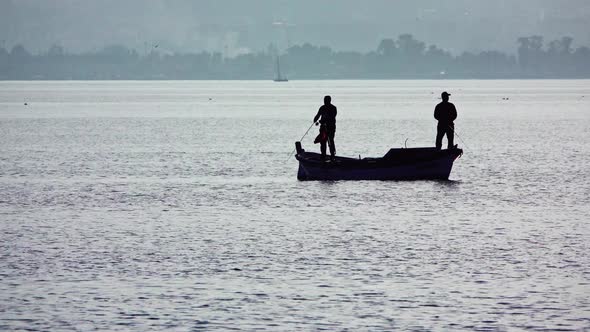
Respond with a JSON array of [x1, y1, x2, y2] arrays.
[[1, 80, 589, 331]]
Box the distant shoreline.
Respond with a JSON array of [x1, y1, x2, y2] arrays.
[[3, 35, 589, 81]]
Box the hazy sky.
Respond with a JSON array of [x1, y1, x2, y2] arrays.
[[1, 0, 590, 55]]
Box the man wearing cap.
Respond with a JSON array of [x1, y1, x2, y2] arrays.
[[434, 91, 457, 149]]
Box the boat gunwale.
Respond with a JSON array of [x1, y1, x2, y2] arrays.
[[295, 148, 463, 170]]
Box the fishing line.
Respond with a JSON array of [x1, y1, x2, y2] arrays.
[[449, 125, 471, 152]]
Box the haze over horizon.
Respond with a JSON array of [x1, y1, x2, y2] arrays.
[[2, 0, 590, 55]]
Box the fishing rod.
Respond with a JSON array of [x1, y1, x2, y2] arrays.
[[449, 125, 471, 151], [286, 122, 316, 161]]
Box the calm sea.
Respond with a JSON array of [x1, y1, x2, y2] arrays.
[[1, 80, 589, 331]]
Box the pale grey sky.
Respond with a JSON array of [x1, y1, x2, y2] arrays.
[[1, 0, 589, 55]]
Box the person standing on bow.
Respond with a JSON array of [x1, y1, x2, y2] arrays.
[[313, 95, 337, 160], [434, 91, 457, 149]]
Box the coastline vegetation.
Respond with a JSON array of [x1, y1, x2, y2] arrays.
[[1, 34, 589, 80]]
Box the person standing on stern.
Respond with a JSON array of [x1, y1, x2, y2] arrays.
[[313, 95, 337, 160]]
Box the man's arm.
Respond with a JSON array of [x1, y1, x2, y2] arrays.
[[450, 104, 457, 121], [313, 107, 322, 123], [434, 104, 440, 120]]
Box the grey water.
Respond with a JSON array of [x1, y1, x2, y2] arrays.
[[0, 80, 589, 331]]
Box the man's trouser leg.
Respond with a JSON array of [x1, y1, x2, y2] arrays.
[[328, 128, 336, 157], [447, 124, 454, 149], [435, 125, 445, 149], [320, 140, 326, 159]]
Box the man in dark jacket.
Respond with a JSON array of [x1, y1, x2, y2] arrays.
[[313, 95, 337, 159], [434, 91, 457, 149]]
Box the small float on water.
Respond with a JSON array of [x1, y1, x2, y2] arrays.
[[295, 142, 462, 181]]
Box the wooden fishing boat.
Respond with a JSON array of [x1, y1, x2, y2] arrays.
[[295, 142, 462, 181]]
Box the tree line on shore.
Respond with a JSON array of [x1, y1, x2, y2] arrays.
[[1, 34, 589, 79]]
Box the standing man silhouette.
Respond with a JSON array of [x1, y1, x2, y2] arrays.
[[313, 95, 337, 160], [434, 91, 457, 149]]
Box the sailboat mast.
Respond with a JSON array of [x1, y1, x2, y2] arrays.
[[276, 55, 282, 80]]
